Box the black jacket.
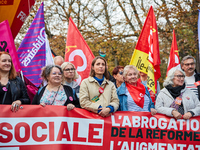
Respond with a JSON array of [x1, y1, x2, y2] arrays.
[[9, 77, 30, 104], [32, 85, 80, 107], [194, 70, 200, 100]]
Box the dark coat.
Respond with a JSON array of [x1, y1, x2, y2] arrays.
[[194, 70, 200, 100], [9, 77, 30, 104]]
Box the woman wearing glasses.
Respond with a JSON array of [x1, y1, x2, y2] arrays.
[[112, 66, 124, 88], [61, 62, 80, 97], [156, 67, 200, 119], [32, 65, 80, 110]]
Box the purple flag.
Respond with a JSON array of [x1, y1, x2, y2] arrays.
[[17, 2, 45, 87]]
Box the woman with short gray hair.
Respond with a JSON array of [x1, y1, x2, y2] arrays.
[[117, 65, 157, 115], [163, 67, 185, 87], [156, 67, 200, 119], [32, 65, 80, 110]]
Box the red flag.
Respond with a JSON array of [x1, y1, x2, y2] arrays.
[[130, 6, 160, 94], [65, 17, 95, 84], [166, 30, 180, 76], [0, 20, 21, 72]]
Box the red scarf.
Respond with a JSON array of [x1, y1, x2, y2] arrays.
[[138, 78, 156, 104], [126, 81, 146, 108]]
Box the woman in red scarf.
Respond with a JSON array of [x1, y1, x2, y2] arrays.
[[117, 65, 157, 115]]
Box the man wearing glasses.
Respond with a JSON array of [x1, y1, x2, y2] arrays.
[[181, 55, 200, 100]]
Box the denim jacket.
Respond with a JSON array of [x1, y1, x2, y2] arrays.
[[117, 82, 154, 111]]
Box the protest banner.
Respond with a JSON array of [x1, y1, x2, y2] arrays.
[[166, 30, 180, 76], [0, 0, 35, 39], [130, 6, 161, 94], [17, 2, 46, 87], [1, 105, 200, 150], [65, 17, 95, 84], [0, 20, 21, 72]]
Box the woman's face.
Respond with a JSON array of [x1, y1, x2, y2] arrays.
[[125, 68, 138, 85], [47, 67, 63, 85], [63, 64, 75, 80], [113, 68, 124, 83], [0, 54, 12, 72], [173, 70, 185, 87], [93, 58, 106, 76]]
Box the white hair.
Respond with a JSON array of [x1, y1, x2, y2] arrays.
[[163, 67, 185, 87], [123, 65, 139, 78]]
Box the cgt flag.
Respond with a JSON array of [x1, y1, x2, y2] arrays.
[[130, 6, 160, 94], [65, 17, 95, 84], [0, 20, 21, 72], [17, 2, 46, 87], [166, 30, 180, 76]]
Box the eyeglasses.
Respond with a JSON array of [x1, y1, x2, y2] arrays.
[[184, 62, 195, 67], [64, 68, 75, 72], [174, 75, 185, 79], [51, 72, 62, 75], [118, 71, 123, 75]]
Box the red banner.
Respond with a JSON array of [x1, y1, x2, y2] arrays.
[[65, 17, 95, 85], [0, 105, 200, 150]]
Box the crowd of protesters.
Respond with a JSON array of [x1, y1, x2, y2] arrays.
[[0, 51, 200, 119]]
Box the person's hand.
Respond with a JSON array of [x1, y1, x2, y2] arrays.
[[172, 110, 182, 119], [40, 102, 46, 107], [98, 107, 111, 117], [67, 103, 75, 111], [183, 112, 192, 120], [11, 100, 22, 112], [150, 108, 157, 116]]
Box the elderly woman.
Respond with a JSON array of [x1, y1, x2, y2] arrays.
[[112, 65, 124, 88], [156, 67, 200, 119], [0, 51, 30, 111], [80, 56, 119, 117], [117, 65, 157, 115], [32, 65, 80, 110], [61, 62, 80, 97]]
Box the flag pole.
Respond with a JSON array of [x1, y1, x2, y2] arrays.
[[20, 71, 25, 83], [198, 10, 200, 72]]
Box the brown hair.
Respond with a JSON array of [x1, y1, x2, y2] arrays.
[[112, 65, 124, 75], [90, 56, 110, 80], [41, 65, 64, 82], [0, 51, 17, 80]]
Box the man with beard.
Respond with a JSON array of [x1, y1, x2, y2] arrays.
[[181, 55, 200, 100]]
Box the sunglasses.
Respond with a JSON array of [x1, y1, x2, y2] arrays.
[[118, 71, 123, 75]]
